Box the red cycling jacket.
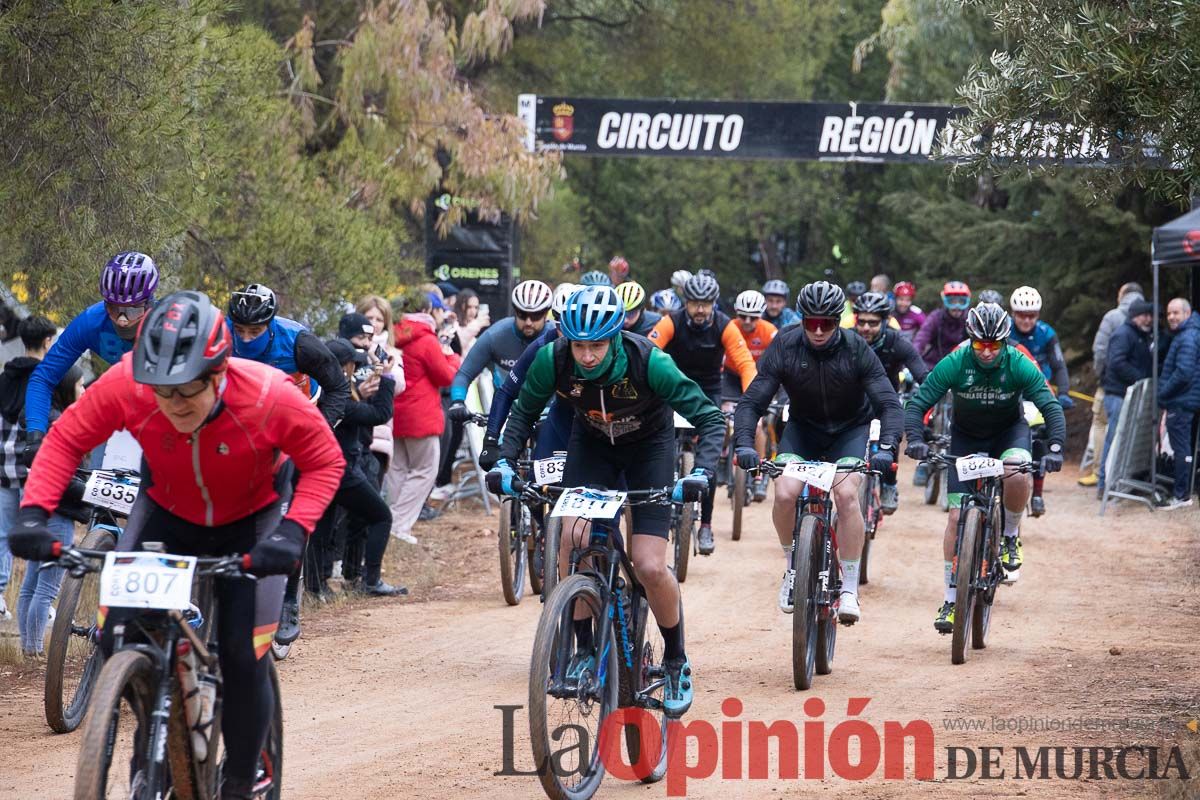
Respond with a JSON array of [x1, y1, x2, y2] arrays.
[[22, 355, 344, 532]]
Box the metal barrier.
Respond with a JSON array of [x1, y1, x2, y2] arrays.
[[1100, 379, 1163, 514]]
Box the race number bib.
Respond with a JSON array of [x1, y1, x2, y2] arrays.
[[99, 552, 196, 610], [673, 411, 693, 430], [532, 456, 566, 486], [781, 461, 837, 492], [83, 471, 140, 516], [955, 455, 1005, 481], [550, 487, 627, 520]]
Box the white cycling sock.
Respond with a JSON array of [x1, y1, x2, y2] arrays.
[[1003, 510, 1023, 539], [841, 559, 860, 595], [944, 561, 955, 604], [782, 543, 793, 571]]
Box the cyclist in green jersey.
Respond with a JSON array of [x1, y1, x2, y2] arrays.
[[902, 303, 1066, 633]]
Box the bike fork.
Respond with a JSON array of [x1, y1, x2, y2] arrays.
[[145, 635, 178, 794]]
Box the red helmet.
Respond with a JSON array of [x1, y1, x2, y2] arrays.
[[941, 281, 971, 298], [894, 281, 916, 298], [608, 256, 630, 280]]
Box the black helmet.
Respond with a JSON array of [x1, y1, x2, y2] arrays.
[[228, 284, 277, 326], [796, 281, 845, 318], [965, 302, 1012, 341], [133, 291, 232, 385], [978, 289, 1005, 306], [683, 273, 720, 302], [853, 291, 893, 317], [845, 280, 867, 297]]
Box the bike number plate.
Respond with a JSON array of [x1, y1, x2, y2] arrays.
[[550, 487, 627, 520], [99, 552, 196, 610], [781, 461, 837, 492], [533, 456, 566, 486], [84, 471, 140, 515], [955, 455, 1005, 481], [673, 411, 693, 430]]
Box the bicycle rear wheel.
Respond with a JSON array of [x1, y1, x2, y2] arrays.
[[617, 587, 669, 784], [792, 515, 819, 690], [212, 660, 284, 800], [46, 525, 116, 733], [529, 574, 618, 800], [952, 507, 983, 665], [499, 498, 530, 606], [73, 650, 157, 800]]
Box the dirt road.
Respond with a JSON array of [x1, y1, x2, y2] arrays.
[[3, 464, 1198, 798]]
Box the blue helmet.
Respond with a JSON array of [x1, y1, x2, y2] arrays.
[[579, 270, 612, 287], [650, 289, 682, 312], [558, 286, 625, 341]]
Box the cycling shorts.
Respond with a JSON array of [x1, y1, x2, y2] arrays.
[[778, 421, 869, 465], [946, 421, 1032, 503], [720, 370, 743, 405], [561, 422, 675, 537]]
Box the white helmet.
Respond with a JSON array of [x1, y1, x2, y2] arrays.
[[670, 269, 693, 290], [511, 280, 553, 313], [734, 290, 767, 317], [1009, 286, 1042, 313], [552, 283, 578, 316]]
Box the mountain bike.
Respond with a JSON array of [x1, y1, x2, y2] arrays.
[[44, 467, 139, 733], [54, 545, 283, 800], [465, 412, 558, 605], [526, 480, 701, 800], [671, 415, 699, 582], [756, 459, 875, 691], [719, 410, 752, 541], [857, 422, 884, 587], [923, 452, 1035, 665]]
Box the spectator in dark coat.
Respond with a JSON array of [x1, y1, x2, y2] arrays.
[[1099, 300, 1154, 492], [1157, 298, 1200, 508]]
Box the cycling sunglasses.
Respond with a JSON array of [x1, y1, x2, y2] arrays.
[[515, 310, 547, 322], [971, 339, 1004, 354], [943, 296, 971, 310], [802, 316, 838, 333], [1013, 311, 1039, 321], [854, 315, 883, 328], [152, 379, 211, 399], [737, 314, 760, 323], [106, 303, 149, 323]]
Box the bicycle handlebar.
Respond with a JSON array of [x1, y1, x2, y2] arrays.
[[508, 478, 702, 505], [752, 461, 877, 478], [921, 453, 1037, 475], [53, 547, 248, 578]]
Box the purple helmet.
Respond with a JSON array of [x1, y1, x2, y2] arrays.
[[100, 252, 159, 304]]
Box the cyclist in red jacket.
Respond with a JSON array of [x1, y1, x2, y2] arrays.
[[9, 291, 343, 800]]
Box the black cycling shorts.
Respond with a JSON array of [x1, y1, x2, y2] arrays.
[[720, 371, 742, 404], [561, 423, 675, 537], [946, 421, 1032, 499], [778, 421, 870, 464]]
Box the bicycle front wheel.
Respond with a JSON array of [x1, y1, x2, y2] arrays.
[[952, 507, 983, 665], [972, 500, 1003, 650], [673, 451, 695, 583], [542, 516, 562, 600], [46, 526, 116, 733], [529, 574, 618, 800], [731, 466, 746, 541], [792, 515, 820, 690], [499, 498, 529, 606], [73, 650, 157, 800]]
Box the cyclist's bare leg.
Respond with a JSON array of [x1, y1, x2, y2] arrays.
[[630, 533, 680, 628], [772, 477, 803, 548], [754, 422, 767, 458], [1001, 458, 1032, 516], [943, 507, 960, 561], [832, 473, 864, 560]]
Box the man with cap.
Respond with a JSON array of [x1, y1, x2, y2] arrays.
[[1098, 298, 1155, 494]]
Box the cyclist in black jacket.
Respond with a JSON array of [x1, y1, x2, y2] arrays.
[[853, 291, 929, 513], [733, 282, 902, 625]]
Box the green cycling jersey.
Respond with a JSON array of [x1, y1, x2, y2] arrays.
[[903, 344, 1066, 446]]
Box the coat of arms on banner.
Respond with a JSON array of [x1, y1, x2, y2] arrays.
[[552, 102, 575, 142]]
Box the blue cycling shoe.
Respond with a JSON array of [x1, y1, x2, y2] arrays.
[[663, 656, 693, 717]]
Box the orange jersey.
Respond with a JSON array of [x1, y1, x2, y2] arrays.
[[727, 318, 777, 366]]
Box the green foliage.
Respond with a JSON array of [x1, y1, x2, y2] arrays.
[[954, 0, 1200, 200]]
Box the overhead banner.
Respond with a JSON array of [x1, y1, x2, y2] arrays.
[[517, 94, 1123, 166]]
